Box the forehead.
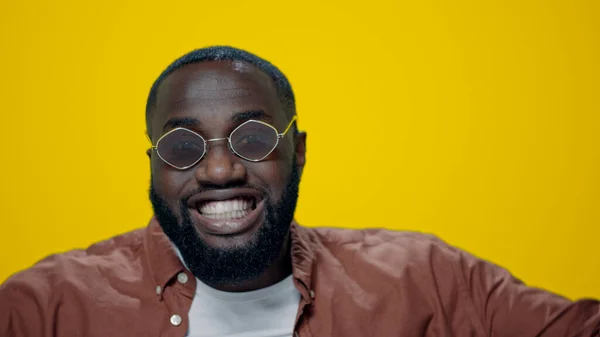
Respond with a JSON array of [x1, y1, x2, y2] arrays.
[[153, 61, 282, 127]]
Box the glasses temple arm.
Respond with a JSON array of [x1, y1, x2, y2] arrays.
[[278, 115, 298, 138]]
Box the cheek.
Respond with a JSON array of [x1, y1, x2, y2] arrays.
[[151, 159, 192, 201], [249, 157, 293, 201]]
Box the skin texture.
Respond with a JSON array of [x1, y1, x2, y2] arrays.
[[148, 61, 306, 292]]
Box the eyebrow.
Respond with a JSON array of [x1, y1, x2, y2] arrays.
[[230, 110, 272, 123], [162, 117, 201, 132], [162, 110, 272, 133]]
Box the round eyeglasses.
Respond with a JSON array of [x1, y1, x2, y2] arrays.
[[151, 115, 297, 170]]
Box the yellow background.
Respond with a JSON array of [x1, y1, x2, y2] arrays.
[[1, 0, 598, 300]]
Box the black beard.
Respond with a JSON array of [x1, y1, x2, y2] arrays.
[[149, 164, 300, 287]]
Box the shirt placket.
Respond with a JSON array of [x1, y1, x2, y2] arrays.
[[156, 270, 195, 337], [293, 280, 315, 337]]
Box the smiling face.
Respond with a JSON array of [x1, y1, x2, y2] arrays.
[[148, 61, 306, 287]]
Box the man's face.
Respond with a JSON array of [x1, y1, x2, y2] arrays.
[[148, 61, 306, 286]]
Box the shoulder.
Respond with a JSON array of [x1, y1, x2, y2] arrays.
[[303, 226, 469, 279], [308, 226, 459, 258], [303, 225, 513, 288], [0, 227, 147, 301], [0, 228, 147, 336]]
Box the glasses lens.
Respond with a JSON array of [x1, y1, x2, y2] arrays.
[[230, 121, 278, 160], [156, 129, 205, 168]]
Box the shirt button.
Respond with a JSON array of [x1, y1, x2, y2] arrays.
[[170, 314, 182, 326], [155, 286, 162, 295], [177, 272, 189, 284]]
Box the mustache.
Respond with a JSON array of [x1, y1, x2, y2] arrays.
[[180, 181, 271, 204]]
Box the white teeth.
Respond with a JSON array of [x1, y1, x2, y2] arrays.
[[202, 209, 250, 220], [199, 198, 253, 219]]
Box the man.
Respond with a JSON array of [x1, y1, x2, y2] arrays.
[[1, 46, 598, 337]]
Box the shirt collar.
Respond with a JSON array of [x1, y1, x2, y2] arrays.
[[144, 217, 186, 289], [143, 217, 317, 299], [289, 221, 316, 300]]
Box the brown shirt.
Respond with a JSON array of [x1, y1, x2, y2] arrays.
[[1, 218, 599, 336]]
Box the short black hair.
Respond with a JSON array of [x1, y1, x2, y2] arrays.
[[145, 46, 296, 137]]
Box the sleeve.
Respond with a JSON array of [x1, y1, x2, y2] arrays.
[[455, 249, 600, 336], [0, 275, 51, 337]]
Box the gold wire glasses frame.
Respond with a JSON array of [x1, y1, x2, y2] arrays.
[[150, 115, 298, 170]]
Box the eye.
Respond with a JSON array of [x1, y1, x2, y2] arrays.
[[229, 121, 279, 160], [175, 141, 203, 151], [231, 122, 275, 147], [238, 133, 265, 145], [157, 129, 205, 156]]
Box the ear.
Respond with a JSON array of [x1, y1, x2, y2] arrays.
[[294, 131, 307, 173], [146, 131, 153, 160], [146, 149, 154, 179]]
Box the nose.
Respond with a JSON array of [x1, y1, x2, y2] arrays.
[[194, 139, 247, 187]]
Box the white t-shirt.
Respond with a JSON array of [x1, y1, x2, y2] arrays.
[[186, 275, 300, 337], [174, 247, 300, 337]]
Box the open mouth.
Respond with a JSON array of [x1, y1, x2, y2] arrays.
[[187, 188, 266, 236], [196, 197, 258, 220]]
